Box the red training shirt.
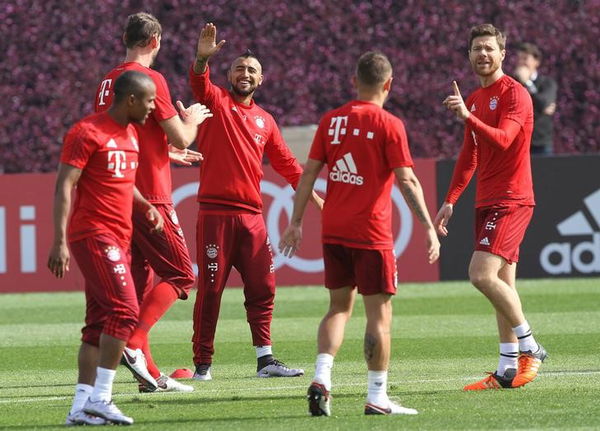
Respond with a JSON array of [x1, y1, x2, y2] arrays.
[[61, 112, 139, 248], [309, 100, 414, 249], [189, 66, 302, 213], [94, 62, 178, 204], [446, 74, 535, 208]]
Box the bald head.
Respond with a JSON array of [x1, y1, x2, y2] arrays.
[[111, 70, 156, 125], [113, 70, 156, 103]]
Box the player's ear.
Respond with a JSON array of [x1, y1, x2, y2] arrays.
[[383, 76, 393, 92], [257, 74, 263, 86], [127, 94, 136, 107], [351, 75, 358, 89], [150, 35, 160, 49]]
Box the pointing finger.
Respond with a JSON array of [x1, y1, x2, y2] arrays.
[[452, 81, 462, 98]]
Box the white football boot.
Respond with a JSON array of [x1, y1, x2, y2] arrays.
[[257, 359, 304, 378], [65, 409, 106, 426], [83, 398, 134, 425], [121, 346, 158, 390], [139, 373, 194, 393]]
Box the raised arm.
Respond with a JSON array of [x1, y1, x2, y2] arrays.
[[47, 163, 82, 278], [444, 80, 524, 151], [394, 167, 440, 264], [193, 23, 226, 74]]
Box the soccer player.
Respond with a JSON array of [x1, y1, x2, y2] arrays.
[[279, 51, 440, 416], [435, 23, 547, 390], [188, 23, 321, 380], [95, 12, 212, 393], [48, 71, 161, 426]]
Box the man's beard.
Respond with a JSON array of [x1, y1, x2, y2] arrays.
[[231, 85, 256, 97]]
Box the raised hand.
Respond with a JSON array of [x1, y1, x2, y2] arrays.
[[443, 81, 470, 121], [176, 100, 213, 126], [196, 23, 226, 60]]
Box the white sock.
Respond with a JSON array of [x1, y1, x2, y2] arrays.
[[70, 383, 93, 414], [255, 345, 272, 359], [313, 353, 334, 391], [367, 370, 388, 406], [512, 321, 538, 352], [497, 343, 519, 376], [90, 367, 116, 403]]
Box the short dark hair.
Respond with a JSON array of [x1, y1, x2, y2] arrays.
[[517, 42, 542, 61], [239, 48, 259, 62], [356, 51, 392, 87], [113, 71, 154, 103], [123, 12, 162, 49], [469, 23, 506, 51]]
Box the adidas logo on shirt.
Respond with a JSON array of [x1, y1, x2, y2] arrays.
[[479, 237, 490, 246], [329, 153, 364, 185]]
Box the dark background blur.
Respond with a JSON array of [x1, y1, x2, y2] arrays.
[[1, 0, 598, 173]]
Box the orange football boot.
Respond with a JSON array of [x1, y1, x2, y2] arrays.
[[512, 344, 547, 388], [463, 368, 516, 391]]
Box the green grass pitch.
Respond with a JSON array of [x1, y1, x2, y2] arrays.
[[1, 278, 599, 429]]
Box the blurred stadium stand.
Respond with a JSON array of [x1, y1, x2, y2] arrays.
[[1, 0, 598, 173]]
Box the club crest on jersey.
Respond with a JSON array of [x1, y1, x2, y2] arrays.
[[489, 96, 499, 111], [255, 116, 266, 129], [105, 246, 121, 262], [206, 244, 219, 259]]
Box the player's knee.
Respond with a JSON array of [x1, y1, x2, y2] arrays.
[[469, 269, 495, 290], [328, 302, 353, 318]]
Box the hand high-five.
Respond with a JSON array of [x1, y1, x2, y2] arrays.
[[443, 81, 470, 121], [176, 100, 213, 126], [196, 23, 226, 60]]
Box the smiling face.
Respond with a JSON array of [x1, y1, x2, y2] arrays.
[[227, 56, 263, 98], [469, 35, 505, 78]]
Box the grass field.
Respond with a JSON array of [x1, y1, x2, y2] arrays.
[[1, 278, 600, 430]]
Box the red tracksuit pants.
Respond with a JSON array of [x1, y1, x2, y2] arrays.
[[192, 209, 275, 365]]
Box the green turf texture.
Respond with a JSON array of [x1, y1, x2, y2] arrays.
[[1, 278, 599, 430]]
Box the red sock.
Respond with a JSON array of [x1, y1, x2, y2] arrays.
[[127, 282, 179, 350], [142, 339, 161, 379]]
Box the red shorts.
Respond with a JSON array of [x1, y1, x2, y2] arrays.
[[322, 243, 397, 296], [70, 235, 139, 346], [131, 203, 195, 301], [474, 205, 534, 264]]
